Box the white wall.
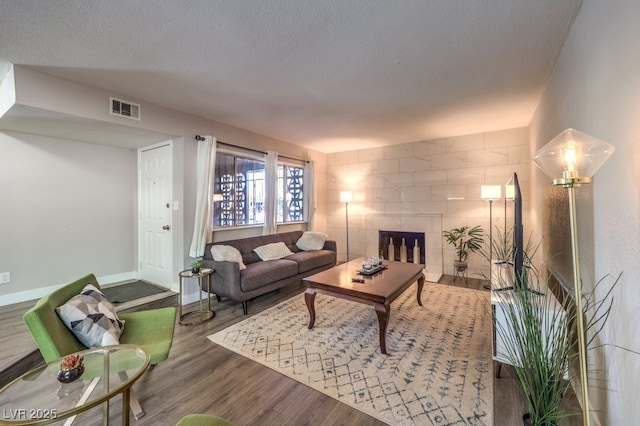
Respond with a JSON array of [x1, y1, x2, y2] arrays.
[[0, 67, 328, 304], [0, 131, 137, 302], [529, 0, 640, 423], [326, 127, 531, 280]]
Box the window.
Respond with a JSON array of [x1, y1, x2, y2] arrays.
[[277, 163, 304, 223], [214, 153, 265, 227], [213, 150, 306, 228]]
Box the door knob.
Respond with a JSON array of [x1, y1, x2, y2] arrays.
[[162, 225, 170, 230]]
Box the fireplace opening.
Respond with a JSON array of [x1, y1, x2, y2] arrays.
[[379, 230, 426, 265]]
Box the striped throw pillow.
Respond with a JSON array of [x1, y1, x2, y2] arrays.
[[253, 242, 294, 261]]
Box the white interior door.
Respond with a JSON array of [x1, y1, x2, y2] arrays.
[[139, 143, 172, 288]]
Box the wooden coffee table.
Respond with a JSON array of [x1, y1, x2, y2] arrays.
[[303, 258, 425, 354]]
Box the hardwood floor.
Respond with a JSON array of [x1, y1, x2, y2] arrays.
[[0, 276, 581, 425]]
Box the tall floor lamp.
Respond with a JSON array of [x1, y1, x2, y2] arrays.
[[532, 128, 615, 426], [340, 191, 353, 262], [481, 185, 502, 289], [504, 181, 515, 247]]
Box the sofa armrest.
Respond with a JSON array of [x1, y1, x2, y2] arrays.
[[201, 259, 243, 299], [323, 240, 337, 252]]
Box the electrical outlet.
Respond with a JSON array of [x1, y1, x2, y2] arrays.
[[0, 272, 10, 284]]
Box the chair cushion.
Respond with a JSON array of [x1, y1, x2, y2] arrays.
[[119, 306, 177, 365], [210, 245, 247, 270], [253, 242, 294, 261], [296, 231, 328, 251], [55, 284, 125, 348]]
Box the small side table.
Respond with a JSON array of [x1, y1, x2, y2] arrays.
[[0, 345, 149, 426], [178, 268, 215, 325]]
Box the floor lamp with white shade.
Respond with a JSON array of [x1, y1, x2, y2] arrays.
[[340, 191, 353, 262], [481, 185, 501, 289], [532, 128, 615, 426]]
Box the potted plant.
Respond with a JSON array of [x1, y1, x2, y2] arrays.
[[442, 225, 484, 273], [56, 354, 85, 383], [493, 268, 620, 425], [485, 231, 620, 426], [191, 260, 202, 274]]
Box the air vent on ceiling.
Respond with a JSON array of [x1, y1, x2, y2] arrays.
[[110, 97, 141, 120]]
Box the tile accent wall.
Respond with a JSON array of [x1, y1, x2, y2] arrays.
[[327, 127, 531, 281]]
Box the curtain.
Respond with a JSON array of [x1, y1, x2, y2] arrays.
[[304, 161, 316, 230], [188, 136, 217, 257], [263, 150, 278, 235]]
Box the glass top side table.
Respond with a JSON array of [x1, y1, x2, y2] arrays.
[[178, 268, 215, 325], [0, 344, 149, 426]]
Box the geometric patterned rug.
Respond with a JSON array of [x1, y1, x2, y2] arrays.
[[208, 283, 492, 425]]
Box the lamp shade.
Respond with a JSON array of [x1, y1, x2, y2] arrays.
[[339, 191, 353, 203], [480, 185, 501, 200], [532, 128, 615, 180], [505, 184, 514, 200]]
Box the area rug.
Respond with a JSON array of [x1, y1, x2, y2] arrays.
[[102, 280, 166, 303], [101, 281, 175, 311], [208, 283, 493, 425]]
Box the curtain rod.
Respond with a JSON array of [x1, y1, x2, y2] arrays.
[[195, 136, 308, 163]]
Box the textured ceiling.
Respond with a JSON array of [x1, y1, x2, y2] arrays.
[[0, 0, 582, 153]]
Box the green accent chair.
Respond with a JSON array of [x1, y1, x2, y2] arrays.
[[23, 273, 177, 418], [176, 414, 236, 426]]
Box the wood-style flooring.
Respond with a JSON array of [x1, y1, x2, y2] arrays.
[[0, 275, 580, 425]]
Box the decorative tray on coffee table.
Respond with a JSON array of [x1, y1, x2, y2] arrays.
[[356, 264, 388, 276]]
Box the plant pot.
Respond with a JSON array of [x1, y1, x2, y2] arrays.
[[192, 267, 200, 274], [57, 365, 84, 384], [453, 260, 467, 272], [522, 412, 557, 426]]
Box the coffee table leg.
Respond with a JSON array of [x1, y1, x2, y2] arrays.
[[417, 274, 425, 306], [304, 288, 317, 329], [374, 302, 390, 354]]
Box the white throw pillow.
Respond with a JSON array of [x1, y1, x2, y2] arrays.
[[253, 242, 294, 261], [56, 284, 125, 348], [210, 245, 247, 270], [296, 231, 328, 251]]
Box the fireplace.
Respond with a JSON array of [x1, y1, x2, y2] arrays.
[[379, 230, 425, 265], [363, 213, 442, 282]]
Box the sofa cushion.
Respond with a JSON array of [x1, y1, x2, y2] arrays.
[[55, 284, 124, 347], [253, 242, 294, 261], [204, 231, 305, 266], [210, 245, 247, 270], [240, 259, 299, 292], [296, 231, 328, 251], [285, 250, 337, 273]]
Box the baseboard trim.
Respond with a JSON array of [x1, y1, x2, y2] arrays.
[[0, 271, 137, 307]]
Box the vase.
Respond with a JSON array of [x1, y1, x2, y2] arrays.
[[412, 240, 420, 264], [400, 238, 407, 262], [388, 237, 395, 261], [57, 365, 84, 384]]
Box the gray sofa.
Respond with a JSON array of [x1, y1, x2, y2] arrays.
[[202, 230, 337, 314]]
